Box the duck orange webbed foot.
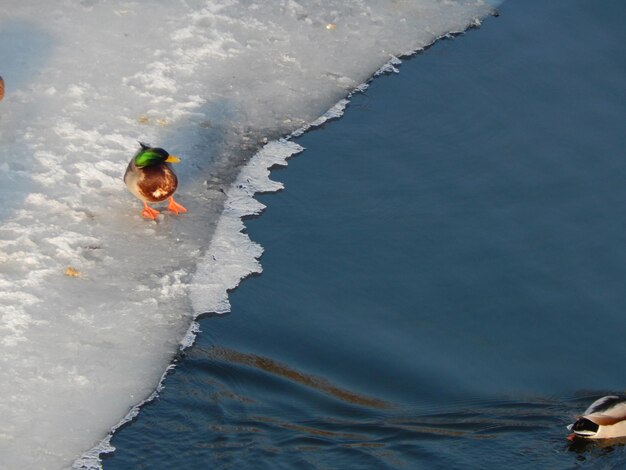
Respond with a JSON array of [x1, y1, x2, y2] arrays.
[[167, 197, 187, 215], [141, 202, 161, 220]]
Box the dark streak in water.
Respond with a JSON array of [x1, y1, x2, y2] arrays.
[[204, 346, 393, 410]]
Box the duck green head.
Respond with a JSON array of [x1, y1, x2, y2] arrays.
[[134, 142, 181, 168]]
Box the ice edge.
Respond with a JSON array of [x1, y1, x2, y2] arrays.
[[72, 16, 494, 470]]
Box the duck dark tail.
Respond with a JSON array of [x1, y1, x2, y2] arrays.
[[138, 141, 150, 150]]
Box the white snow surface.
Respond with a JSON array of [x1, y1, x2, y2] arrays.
[[0, 1, 496, 468]]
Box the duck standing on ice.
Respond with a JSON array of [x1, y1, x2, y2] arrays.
[[124, 142, 187, 220], [567, 395, 626, 440]]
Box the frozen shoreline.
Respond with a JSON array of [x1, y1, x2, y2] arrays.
[[0, 2, 497, 468], [78, 19, 499, 467]]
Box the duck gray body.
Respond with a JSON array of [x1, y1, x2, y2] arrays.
[[568, 396, 626, 439]]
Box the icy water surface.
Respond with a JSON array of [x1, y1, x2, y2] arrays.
[[101, 0, 626, 467], [1, 1, 499, 467]]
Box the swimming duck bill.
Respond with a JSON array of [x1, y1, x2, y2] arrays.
[[165, 155, 180, 163]]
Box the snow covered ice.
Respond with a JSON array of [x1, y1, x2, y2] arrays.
[[0, 1, 496, 468]]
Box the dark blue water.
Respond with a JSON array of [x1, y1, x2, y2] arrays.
[[105, 0, 626, 468]]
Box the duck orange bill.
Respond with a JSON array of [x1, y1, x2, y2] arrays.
[[0, 76, 4, 101], [165, 155, 180, 163]]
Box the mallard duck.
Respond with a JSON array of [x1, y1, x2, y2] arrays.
[[567, 395, 626, 440], [124, 142, 187, 220]]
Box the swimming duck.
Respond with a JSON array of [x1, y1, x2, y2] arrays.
[[567, 395, 626, 440], [124, 142, 187, 220]]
